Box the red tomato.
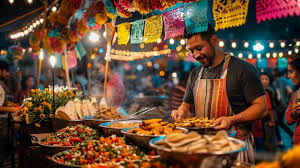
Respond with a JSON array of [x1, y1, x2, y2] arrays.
[[65, 154, 72, 160]]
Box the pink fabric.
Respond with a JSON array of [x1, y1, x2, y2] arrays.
[[107, 74, 125, 106], [163, 7, 185, 40], [67, 50, 77, 69], [256, 0, 300, 24]]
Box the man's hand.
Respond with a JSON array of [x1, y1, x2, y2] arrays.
[[213, 116, 232, 130], [171, 109, 187, 121], [292, 103, 300, 114]]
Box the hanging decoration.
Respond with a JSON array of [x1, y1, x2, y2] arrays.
[[160, 0, 179, 10], [278, 57, 288, 69], [117, 22, 131, 45], [55, 53, 63, 68], [75, 41, 86, 60], [70, 0, 82, 14], [104, 0, 117, 19], [256, 0, 300, 24], [114, 0, 132, 18], [150, 0, 164, 11], [163, 7, 185, 40], [247, 58, 257, 68], [212, 0, 250, 30], [257, 58, 267, 69], [133, 0, 152, 14], [184, 0, 208, 34], [110, 49, 171, 61], [143, 15, 163, 43], [66, 50, 78, 69], [131, 19, 145, 44], [119, 0, 136, 12], [268, 58, 277, 68]]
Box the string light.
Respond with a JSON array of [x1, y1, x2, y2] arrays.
[[40, 18, 44, 23], [288, 50, 292, 55], [159, 71, 165, 76], [231, 42, 237, 48], [180, 39, 185, 45], [295, 48, 299, 54], [33, 23, 37, 28], [238, 53, 243, 58], [229, 52, 234, 56], [272, 52, 277, 58], [253, 43, 264, 51], [296, 41, 300, 46], [147, 62, 152, 67], [169, 38, 175, 45], [219, 41, 224, 47], [279, 52, 283, 57], [157, 38, 162, 44], [24, 30, 29, 35], [39, 49, 44, 60], [35, 20, 40, 25], [88, 31, 100, 42], [269, 42, 274, 48], [9, 0, 14, 4], [266, 53, 271, 58], [49, 55, 56, 68], [52, 6, 57, 12], [172, 72, 177, 78], [280, 42, 285, 48], [257, 53, 261, 59], [248, 53, 253, 59], [244, 42, 249, 48], [103, 31, 106, 37], [27, 0, 33, 4]]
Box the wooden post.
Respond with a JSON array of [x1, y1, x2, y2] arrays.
[[63, 44, 71, 88], [104, 23, 116, 98], [36, 0, 48, 88]]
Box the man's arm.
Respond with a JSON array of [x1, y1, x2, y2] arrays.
[[0, 106, 19, 113], [214, 95, 267, 130], [171, 102, 191, 121]]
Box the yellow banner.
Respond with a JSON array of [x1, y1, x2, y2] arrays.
[[117, 22, 131, 45], [213, 0, 250, 30], [143, 15, 163, 43]]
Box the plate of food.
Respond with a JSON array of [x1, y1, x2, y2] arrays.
[[149, 130, 246, 168], [99, 120, 142, 136], [84, 107, 127, 128], [121, 119, 188, 147], [38, 124, 97, 154], [52, 135, 155, 167]]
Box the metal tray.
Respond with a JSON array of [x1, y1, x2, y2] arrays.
[[121, 127, 188, 148], [99, 120, 142, 136], [38, 141, 74, 155], [149, 136, 246, 168], [51, 118, 84, 131]]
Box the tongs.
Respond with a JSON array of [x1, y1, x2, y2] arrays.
[[127, 107, 156, 119]]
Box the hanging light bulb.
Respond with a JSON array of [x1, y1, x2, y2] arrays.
[[27, 0, 33, 4], [169, 38, 175, 45], [24, 30, 29, 35], [257, 53, 261, 59], [40, 18, 44, 23], [296, 41, 300, 46], [36, 20, 40, 25], [39, 48, 44, 60], [33, 23, 37, 28], [229, 52, 234, 56], [157, 38, 162, 44], [172, 72, 177, 78], [49, 55, 56, 68], [273, 52, 277, 58], [266, 53, 271, 58], [219, 41, 224, 47], [52, 6, 57, 12], [88, 31, 100, 42], [180, 39, 185, 45], [295, 48, 299, 54], [238, 53, 243, 58], [269, 42, 274, 48], [279, 52, 283, 57], [280, 42, 285, 48], [248, 53, 253, 59], [231, 42, 237, 48], [9, 0, 14, 4], [103, 31, 106, 37], [20, 32, 25, 37], [244, 42, 249, 48], [288, 50, 292, 55]]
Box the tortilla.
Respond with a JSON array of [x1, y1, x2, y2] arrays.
[[64, 100, 78, 120], [74, 98, 83, 119]]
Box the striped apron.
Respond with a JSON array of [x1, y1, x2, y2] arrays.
[[193, 55, 254, 164]]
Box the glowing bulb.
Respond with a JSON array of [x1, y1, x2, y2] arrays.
[[244, 42, 249, 48], [27, 0, 33, 4], [49, 55, 56, 68], [257, 53, 261, 59], [39, 49, 44, 60], [28, 48, 32, 52], [273, 52, 277, 58], [288, 50, 292, 55], [40, 18, 44, 23], [159, 71, 165, 77], [295, 48, 299, 53], [180, 39, 185, 45], [169, 38, 175, 45], [279, 52, 284, 57], [238, 53, 243, 58], [296, 41, 300, 46], [280, 42, 285, 48], [52, 6, 57, 12], [89, 31, 100, 42], [21, 32, 24, 37], [91, 54, 96, 59], [9, 0, 14, 4], [33, 23, 37, 27], [231, 42, 237, 48], [103, 31, 106, 37], [269, 42, 274, 48], [253, 43, 264, 51], [172, 72, 177, 78], [24, 30, 29, 35], [157, 38, 162, 44], [36, 20, 40, 25], [219, 41, 224, 47], [229, 52, 234, 56], [248, 53, 253, 59], [147, 62, 152, 67], [22, 49, 26, 53], [266, 53, 271, 58]]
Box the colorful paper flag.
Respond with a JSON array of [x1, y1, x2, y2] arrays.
[[257, 58, 267, 69], [163, 7, 185, 40], [213, 0, 250, 30], [256, 0, 300, 24], [278, 57, 288, 69], [184, 0, 208, 34], [54, 53, 62, 68], [143, 15, 163, 43], [247, 58, 257, 68], [268, 58, 277, 68], [131, 19, 145, 44], [117, 22, 131, 45], [75, 41, 86, 60]]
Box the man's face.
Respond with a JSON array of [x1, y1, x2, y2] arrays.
[[187, 34, 216, 67], [0, 69, 9, 79]]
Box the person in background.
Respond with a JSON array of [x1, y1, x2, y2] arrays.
[[13, 75, 35, 105], [273, 69, 294, 142], [286, 57, 300, 144], [97, 59, 125, 107]]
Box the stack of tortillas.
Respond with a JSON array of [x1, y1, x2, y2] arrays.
[[55, 98, 98, 120]]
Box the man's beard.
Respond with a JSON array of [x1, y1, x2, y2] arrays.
[[195, 49, 216, 67]]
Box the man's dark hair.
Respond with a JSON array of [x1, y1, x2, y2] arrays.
[[0, 60, 9, 71], [289, 57, 300, 73], [184, 23, 216, 41]]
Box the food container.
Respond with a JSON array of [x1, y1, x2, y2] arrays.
[[149, 136, 246, 168], [99, 120, 142, 136], [51, 118, 84, 131], [38, 142, 74, 155], [121, 127, 188, 148], [186, 127, 237, 137]]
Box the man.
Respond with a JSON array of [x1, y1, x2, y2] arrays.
[[171, 24, 267, 163]]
